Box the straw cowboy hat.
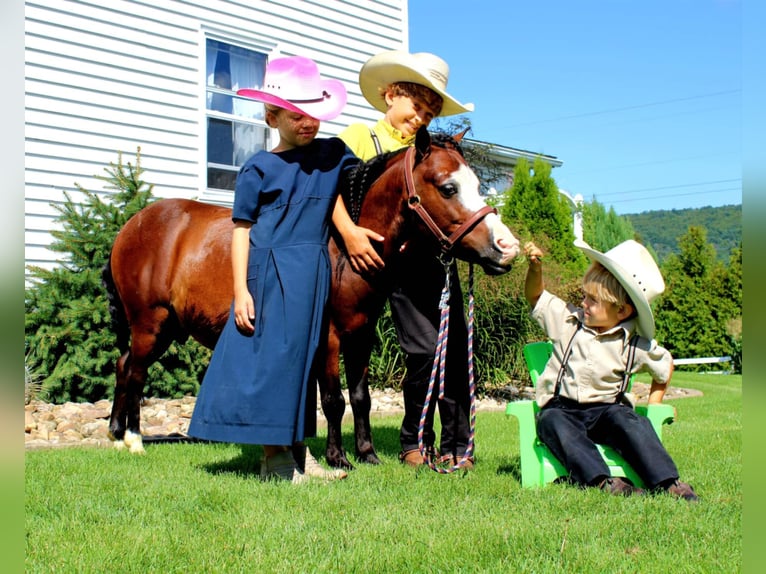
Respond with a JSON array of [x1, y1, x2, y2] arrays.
[[237, 56, 347, 121], [359, 50, 474, 117], [574, 239, 665, 339]]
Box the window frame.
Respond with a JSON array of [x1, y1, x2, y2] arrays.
[[200, 28, 280, 201]]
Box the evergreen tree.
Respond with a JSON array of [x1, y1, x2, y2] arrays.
[[582, 199, 636, 252], [654, 226, 740, 367], [502, 158, 580, 260], [25, 149, 210, 403], [724, 244, 743, 372]]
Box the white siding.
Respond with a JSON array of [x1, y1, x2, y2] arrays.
[[25, 0, 407, 272]]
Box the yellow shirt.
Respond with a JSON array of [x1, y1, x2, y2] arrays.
[[338, 119, 415, 161]]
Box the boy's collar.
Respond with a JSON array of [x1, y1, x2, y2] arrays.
[[571, 310, 637, 341], [377, 118, 415, 145]]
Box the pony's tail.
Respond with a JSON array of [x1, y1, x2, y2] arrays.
[[102, 252, 130, 353]]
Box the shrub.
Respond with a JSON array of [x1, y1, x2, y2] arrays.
[[25, 149, 210, 403]]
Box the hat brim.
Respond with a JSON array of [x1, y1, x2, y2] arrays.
[[237, 78, 347, 121], [359, 55, 474, 117], [575, 239, 655, 339]]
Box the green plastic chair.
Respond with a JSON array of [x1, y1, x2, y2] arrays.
[[506, 341, 676, 488]]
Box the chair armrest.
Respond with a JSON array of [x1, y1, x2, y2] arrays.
[[506, 400, 540, 445], [635, 403, 675, 441]]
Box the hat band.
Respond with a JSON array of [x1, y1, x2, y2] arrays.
[[286, 90, 332, 104]]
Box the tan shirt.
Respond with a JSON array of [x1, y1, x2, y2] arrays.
[[532, 290, 673, 408]]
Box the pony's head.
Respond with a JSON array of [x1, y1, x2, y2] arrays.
[[340, 126, 519, 275], [406, 127, 519, 274]]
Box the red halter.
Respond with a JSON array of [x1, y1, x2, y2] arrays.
[[403, 146, 497, 254]]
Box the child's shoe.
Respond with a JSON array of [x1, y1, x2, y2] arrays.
[[598, 477, 644, 496], [260, 451, 309, 484], [293, 445, 348, 480], [665, 480, 699, 502]]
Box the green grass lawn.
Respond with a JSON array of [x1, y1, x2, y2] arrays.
[[25, 373, 741, 573]]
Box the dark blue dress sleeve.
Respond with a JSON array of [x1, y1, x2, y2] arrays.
[[232, 157, 264, 223]]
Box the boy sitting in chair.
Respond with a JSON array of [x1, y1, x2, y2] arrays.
[[523, 239, 698, 501]]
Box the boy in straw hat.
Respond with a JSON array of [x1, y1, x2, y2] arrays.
[[334, 51, 489, 470], [523, 239, 698, 500]]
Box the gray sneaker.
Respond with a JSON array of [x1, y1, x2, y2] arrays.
[[260, 451, 309, 484], [293, 445, 348, 480]]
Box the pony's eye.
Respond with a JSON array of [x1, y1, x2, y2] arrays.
[[439, 183, 458, 197]]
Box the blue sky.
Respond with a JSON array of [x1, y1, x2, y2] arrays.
[[408, 0, 742, 215]]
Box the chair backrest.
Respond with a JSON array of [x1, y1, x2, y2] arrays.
[[523, 341, 554, 385], [523, 340, 635, 390]]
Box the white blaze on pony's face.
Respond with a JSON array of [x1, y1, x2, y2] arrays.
[[452, 163, 520, 264]]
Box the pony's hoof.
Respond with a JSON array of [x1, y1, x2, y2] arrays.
[[356, 452, 382, 465], [327, 455, 354, 471], [123, 430, 146, 455], [112, 440, 126, 451]]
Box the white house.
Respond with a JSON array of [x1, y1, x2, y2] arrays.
[[24, 0, 561, 275], [25, 0, 410, 272]]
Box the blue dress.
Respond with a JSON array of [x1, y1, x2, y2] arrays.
[[189, 138, 357, 445]]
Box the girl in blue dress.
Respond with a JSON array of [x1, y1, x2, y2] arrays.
[[189, 56, 360, 483]]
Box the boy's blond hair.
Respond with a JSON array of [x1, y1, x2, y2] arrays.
[[583, 262, 635, 311], [380, 82, 444, 116]]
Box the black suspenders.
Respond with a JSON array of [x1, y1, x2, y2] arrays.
[[553, 323, 639, 403], [615, 334, 640, 403], [369, 129, 383, 156], [553, 323, 582, 398]]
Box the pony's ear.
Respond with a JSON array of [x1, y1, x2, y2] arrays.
[[415, 125, 431, 158], [453, 128, 470, 143]]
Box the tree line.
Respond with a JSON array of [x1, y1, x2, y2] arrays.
[[24, 150, 742, 404], [626, 204, 741, 263]]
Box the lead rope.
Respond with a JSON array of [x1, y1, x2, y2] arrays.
[[417, 260, 477, 474]]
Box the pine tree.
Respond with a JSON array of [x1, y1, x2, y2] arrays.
[[582, 200, 636, 252], [25, 149, 210, 402], [654, 226, 740, 366], [502, 158, 582, 263], [500, 157, 586, 303]]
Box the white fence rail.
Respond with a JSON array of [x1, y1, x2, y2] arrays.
[[673, 356, 731, 366]]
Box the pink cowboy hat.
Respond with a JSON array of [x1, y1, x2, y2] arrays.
[[237, 56, 347, 121]]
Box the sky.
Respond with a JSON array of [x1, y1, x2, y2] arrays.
[[408, 0, 742, 215]]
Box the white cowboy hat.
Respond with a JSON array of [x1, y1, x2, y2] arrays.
[[237, 56, 347, 121], [574, 239, 665, 339], [358, 50, 474, 117]]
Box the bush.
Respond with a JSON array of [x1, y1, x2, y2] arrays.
[[25, 149, 210, 403]]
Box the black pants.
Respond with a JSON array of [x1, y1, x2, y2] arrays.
[[389, 253, 471, 456], [536, 396, 679, 488]]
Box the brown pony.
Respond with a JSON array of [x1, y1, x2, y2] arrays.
[[103, 128, 519, 466]]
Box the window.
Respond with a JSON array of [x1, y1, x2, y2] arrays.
[[206, 39, 270, 191]]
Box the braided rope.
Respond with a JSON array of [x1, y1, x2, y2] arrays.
[[417, 261, 477, 474]]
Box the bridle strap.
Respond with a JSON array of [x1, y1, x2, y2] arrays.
[[403, 147, 497, 253]]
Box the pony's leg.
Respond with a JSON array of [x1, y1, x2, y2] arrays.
[[343, 325, 381, 465], [108, 351, 130, 445], [109, 347, 150, 454], [319, 325, 353, 470], [110, 312, 175, 454]]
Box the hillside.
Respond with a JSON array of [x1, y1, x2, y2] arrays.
[[625, 204, 741, 262]]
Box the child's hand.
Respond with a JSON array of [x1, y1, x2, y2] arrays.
[[343, 224, 385, 274], [524, 242, 543, 264], [233, 292, 256, 334]]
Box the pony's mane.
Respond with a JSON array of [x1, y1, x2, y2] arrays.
[[340, 131, 462, 224]]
